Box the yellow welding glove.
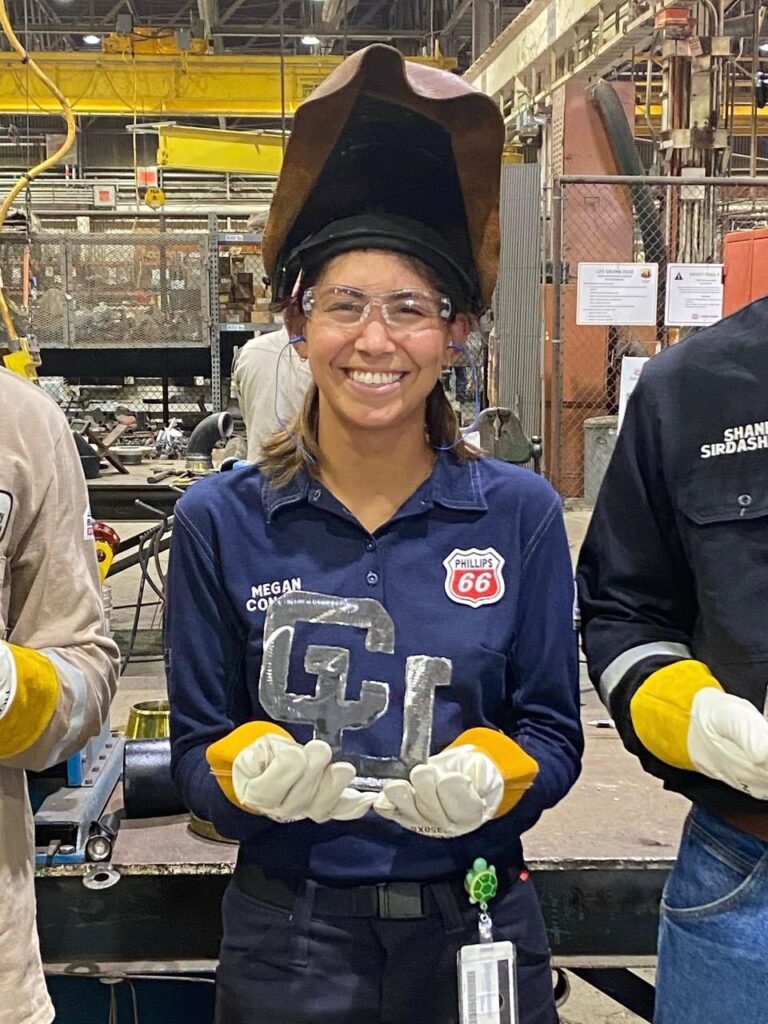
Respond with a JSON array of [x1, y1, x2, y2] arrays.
[[207, 721, 294, 807], [630, 660, 768, 800], [0, 641, 60, 759], [206, 723, 376, 822], [448, 728, 540, 816], [374, 728, 539, 838]]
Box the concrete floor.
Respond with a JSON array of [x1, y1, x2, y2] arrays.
[[102, 508, 663, 1024]]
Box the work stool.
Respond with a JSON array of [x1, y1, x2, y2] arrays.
[[477, 407, 543, 473]]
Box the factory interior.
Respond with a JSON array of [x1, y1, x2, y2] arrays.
[[1, 0, 767, 1022]]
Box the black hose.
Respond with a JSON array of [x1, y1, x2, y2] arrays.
[[590, 80, 667, 331]]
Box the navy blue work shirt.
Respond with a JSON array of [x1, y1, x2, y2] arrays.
[[166, 451, 582, 883]]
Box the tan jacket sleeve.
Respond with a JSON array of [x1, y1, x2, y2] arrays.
[[2, 421, 119, 772]]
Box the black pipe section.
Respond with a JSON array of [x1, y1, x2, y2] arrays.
[[590, 80, 667, 334], [185, 411, 233, 472], [123, 738, 186, 818]]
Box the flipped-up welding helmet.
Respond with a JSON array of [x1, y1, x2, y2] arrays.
[[263, 44, 505, 314]]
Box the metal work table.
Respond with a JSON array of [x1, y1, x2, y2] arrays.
[[87, 462, 187, 522], [36, 695, 687, 1018]]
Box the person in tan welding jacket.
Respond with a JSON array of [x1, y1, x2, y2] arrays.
[[0, 367, 119, 1024]]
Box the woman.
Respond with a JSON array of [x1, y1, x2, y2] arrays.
[[166, 44, 582, 1024]]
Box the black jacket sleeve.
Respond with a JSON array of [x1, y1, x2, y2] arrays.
[[576, 369, 699, 780]]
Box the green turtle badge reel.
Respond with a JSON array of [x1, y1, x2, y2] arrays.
[[458, 857, 519, 1024]]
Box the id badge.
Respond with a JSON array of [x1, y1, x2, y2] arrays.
[[457, 941, 518, 1024]]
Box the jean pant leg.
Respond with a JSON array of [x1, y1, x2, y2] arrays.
[[654, 807, 768, 1024]]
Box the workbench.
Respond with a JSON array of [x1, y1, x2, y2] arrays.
[[87, 460, 187, 522], [36, 682, 688, 1021]]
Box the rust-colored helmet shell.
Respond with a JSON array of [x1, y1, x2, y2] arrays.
[[263, 44, 504, 308]]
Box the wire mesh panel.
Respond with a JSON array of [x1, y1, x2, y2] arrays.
[[0, 226, 221, 423], [0, 234, 68, 355], [64, 232, 209, 349], [550, 177, 768, 500]]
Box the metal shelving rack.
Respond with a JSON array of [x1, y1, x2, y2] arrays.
[[207, 214, 275, 412]]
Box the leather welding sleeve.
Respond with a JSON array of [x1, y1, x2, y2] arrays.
[[629, 660, 768, 799], [167, 504, 290, 841], [207, 727, 376, 822], [0, 421, 119, 772], [576, 370, 709, 783], [376, 491, 583, 838]]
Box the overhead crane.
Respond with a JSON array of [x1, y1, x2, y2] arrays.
[[0, 51, 455, 119]]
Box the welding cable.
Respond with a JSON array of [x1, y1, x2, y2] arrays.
[[0, 0, 76, 347]]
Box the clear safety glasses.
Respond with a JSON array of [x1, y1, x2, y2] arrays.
[[301, 286, 453, 335]]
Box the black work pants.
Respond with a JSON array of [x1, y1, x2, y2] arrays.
[[214, 869, 557, 1024]]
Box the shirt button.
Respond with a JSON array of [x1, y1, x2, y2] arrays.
[[365, 540, 376, 552], [311, 488, 322, 502], [737, 493, 752, 507], [366, 571, 379, 586]]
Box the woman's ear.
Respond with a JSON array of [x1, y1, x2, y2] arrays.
[[284, 304, 308, 360], [444, 313, 471, 365]]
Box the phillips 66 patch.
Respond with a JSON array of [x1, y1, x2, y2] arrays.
[[443, 548, 506, 608]]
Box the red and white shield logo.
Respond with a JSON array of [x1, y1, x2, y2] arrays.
[[443, 547, 506, 608]]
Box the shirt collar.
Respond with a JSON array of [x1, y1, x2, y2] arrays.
[[261, 452, 488, 522], [261, 471, 312, 522], [428, 452, 488, 513]]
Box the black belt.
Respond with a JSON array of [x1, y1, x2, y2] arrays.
[[233, 863, 516, 920]]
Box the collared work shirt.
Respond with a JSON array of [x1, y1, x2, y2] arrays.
[[231, 327, 312, 460], [0, 369, 118, 1024], [578, 295, 768, 818], [167, 453, 582, 883]]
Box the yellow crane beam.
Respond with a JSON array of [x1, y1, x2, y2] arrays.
[[0, 52, 456, 118], [157, 124, 284, 174]]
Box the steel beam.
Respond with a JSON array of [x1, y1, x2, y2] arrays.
[[465, 0, 660, 120], [0, 52, 454, 117], [156, 124, 284, 175]]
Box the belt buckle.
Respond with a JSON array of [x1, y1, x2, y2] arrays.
[[376, 882, 424, 919]]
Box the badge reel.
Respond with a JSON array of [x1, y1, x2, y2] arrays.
[[458, 859, 518, 1024]]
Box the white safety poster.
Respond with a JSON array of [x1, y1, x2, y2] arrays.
[[618, 356, 649, 431], [664, 263, 723, 326], [576, 263, 659, 326]]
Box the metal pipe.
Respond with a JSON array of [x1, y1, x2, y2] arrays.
[[6, 25, 431, 39], [750, 0, 760, 177], [550, 180, 563, 495], [0, 0, 76, 350], [559, 173, 768, 184], [700, 0, 721, 35]]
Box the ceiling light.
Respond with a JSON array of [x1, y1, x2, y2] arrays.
[[301, 34, 320, 45], [760, 42, 768, 53], [82, 34, 101, 45]]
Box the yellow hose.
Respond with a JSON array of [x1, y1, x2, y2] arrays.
[[0, 0, 76, 363]]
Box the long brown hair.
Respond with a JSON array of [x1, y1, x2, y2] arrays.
[[258, 251, 482, 487], [259, 380, 480, 487]]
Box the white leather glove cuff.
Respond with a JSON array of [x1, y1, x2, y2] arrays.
[[689, 688, 768, 800], [373, 745, 504, 838], [232, 736, 375, 822], [0, 642, 17, 721]]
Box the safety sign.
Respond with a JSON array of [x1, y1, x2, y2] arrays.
[[576, 263, 658, 326], [664, 263, 723, 326]]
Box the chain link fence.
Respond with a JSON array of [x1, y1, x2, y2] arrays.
[[549, 175, 768, 500]]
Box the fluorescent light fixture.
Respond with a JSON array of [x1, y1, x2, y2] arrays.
[[82, 34, 101, 44], [301, 34, 320, 45], [760, 42, 768, 53]]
